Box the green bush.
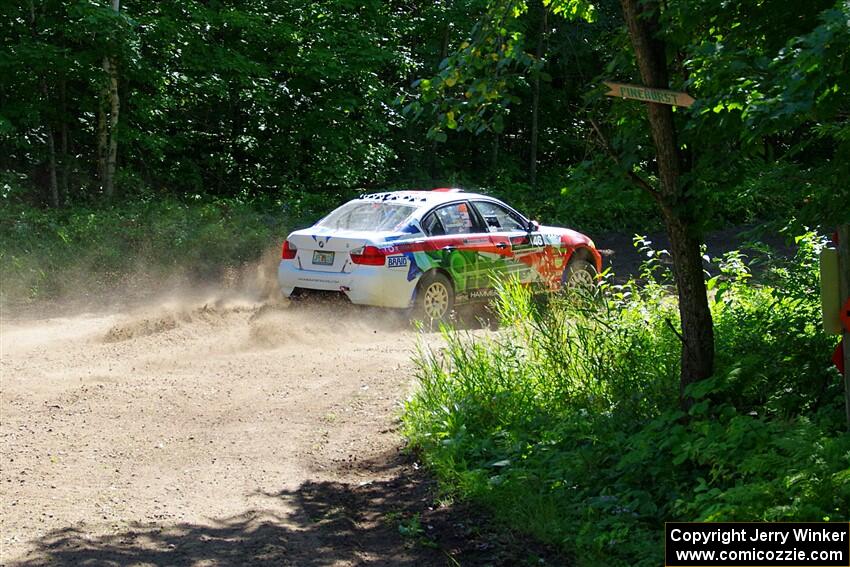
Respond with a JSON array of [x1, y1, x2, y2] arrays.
[[403, 233, 849, 566], [0, 196, 290, 304]]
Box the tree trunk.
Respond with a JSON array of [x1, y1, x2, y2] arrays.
[[99, 0, 120, 200], [530, 7, 547, 188], [44, 123, 59, 208], [39, 80, 59, 208], [105, 56, 119, 199], [619, 0, 715, 407], [29, 1, 58, 207], [60, 78, 69, 204], [429, 22, 452, 182], [98, 58, 109, 186]]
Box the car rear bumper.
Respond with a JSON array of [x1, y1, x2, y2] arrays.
[[278, 261, 417, 309]]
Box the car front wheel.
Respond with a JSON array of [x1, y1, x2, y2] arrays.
[[562, 257, 598, 293]]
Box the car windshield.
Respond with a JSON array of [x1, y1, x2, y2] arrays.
[[317, 201, 416, 232]]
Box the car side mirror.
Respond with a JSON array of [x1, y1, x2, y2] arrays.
[[527, 220, 540, 232]]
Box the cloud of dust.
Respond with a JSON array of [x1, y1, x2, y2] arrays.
[[2, 244, 285, 320], [92, 254, 415, 353], [3, 242, 468, 357]]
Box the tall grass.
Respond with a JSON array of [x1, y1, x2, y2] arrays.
[[403, 233, 850, 566], [0, 196, 289, 304]]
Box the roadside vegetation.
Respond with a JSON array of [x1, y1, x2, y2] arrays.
[[403, 234, 849, 565], [2, 0, 849, 563], [0, 164, 837, 306], [0, 191, 290, 303]]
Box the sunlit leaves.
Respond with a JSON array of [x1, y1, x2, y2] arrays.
[[545, 0, 596, 23], [406, 0, 597, 142]]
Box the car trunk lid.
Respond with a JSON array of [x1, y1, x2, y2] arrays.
[[286, 230, 404, 272]]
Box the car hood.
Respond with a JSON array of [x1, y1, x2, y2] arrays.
[[538, 225, 595, 248]]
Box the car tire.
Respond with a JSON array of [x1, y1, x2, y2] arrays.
[[561, 257, 598, 294], [414, 271, 455, 324]]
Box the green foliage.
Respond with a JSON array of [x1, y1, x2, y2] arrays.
[[559, 156, 849, 232], [403, 234, 849, 565], [402, 0, 598, 140], [667, 0, 850, 229], [3, 0, 847, 234], [0, 0, 410, 202], [402, 0, 849, 232]]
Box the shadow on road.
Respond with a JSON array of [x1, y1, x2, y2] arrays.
[[12, 456, 567, 567]]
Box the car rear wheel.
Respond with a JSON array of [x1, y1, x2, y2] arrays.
[[562, 258, 598, 294], [415, 272, 454, 323]]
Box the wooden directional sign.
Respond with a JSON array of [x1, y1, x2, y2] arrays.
[[604, 81, 695, 108]]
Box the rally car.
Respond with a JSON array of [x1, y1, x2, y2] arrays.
[[278, 189, 602, 321]]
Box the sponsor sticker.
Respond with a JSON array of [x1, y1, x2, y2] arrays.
[[387, 256, 408, 268], [469, 288, 498, 299]]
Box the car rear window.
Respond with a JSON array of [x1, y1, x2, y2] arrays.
[[317, 201, 416, 232]]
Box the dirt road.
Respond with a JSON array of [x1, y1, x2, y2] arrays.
[[1, 297, 476, 566]]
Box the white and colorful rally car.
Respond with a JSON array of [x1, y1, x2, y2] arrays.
[[278, 189, 602, 320]]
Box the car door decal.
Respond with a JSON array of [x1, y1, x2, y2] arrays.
[[504, 232, 570, 289], [390, 205, 587, 301]]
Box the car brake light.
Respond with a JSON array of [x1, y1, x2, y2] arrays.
[[350, 245, 387, 266], [281, 240, 297, 260]]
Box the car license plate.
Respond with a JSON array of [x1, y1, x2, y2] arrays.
[[312, 250, 335, 266]]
